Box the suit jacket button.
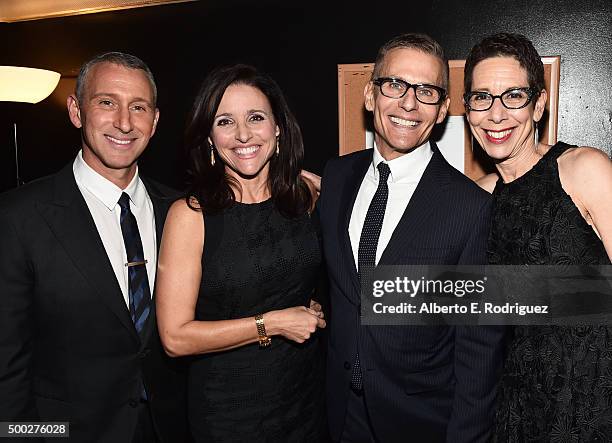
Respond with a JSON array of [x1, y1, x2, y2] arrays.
[[344, 361, 351, 370], [129, 399, 138, 408]]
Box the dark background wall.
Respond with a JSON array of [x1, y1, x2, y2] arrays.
[[0, 0, 610, 192]]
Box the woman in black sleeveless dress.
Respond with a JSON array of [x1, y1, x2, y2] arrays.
[[464, 33, 612, 441], [155, 65, 327, 442]]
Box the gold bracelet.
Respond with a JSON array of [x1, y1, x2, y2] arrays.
[[254, 314, 271, 348]]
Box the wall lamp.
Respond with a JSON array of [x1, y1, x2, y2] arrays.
[[0, 66, 60, 187]]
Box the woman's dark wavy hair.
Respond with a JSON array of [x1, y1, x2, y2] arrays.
[[464, 33, 545, 93], [185, 64, 312, 217]]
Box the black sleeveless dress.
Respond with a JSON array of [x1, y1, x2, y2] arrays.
[[489, 142, 612, 441], [188, 199, 326, 442]]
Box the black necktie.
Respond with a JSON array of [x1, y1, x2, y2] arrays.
[[352, 162, 391, 391], [118, 192, 151, 335]]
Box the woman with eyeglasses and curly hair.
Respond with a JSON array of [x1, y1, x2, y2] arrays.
[[464, 33, 612, 441]]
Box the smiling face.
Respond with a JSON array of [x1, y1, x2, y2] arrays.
[[209, 83, 279, 182], [67, 62, 159, 187], [365, 47, 450, 160], [466, 56, 547, 163]]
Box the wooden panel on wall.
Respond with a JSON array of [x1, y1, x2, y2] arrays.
[[338, 56, 560, 180]]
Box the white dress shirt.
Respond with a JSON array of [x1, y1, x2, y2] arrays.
[[73, 151, 157, 307], [349, 142, 433, 268]]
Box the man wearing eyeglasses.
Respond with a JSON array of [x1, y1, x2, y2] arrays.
[[318, 33, 505, 442]]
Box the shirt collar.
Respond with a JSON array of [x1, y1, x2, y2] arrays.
[[372, 140, 433, 183], [73, 150, 145, 211]]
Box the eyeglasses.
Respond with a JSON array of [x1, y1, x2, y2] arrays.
[[463, 87, 539, 111], [372, 77, 447, 105]]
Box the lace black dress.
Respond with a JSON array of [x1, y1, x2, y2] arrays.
[[188, 199, 326, 442], [489, 142, 612, 442]]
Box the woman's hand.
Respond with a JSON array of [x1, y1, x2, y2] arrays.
[[265, 306, 326, 343], [300, 170, 321, 195], [309, 299, 322, 313]]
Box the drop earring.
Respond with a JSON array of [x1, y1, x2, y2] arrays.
[[210, 145, 215, 166], [534, 122, 539, 149], [275, 136, 279, 156]]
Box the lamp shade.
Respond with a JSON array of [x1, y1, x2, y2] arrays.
[[0, 66, 61, 104], [0, 0, 197, 22]]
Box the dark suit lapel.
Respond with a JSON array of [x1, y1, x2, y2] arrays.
[[379, 142, 451, 265], [36, 164, 140, 343], [143, 180, 169, 252], [338, 152, 373, 297], [139, 179, 172, 345]]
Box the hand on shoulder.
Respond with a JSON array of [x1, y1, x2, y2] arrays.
[[300, 170, 321, 211], [168, 196, 202, 217], [301, 170, 321, 193]]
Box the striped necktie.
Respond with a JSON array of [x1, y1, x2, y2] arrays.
[[118, 192, 151, 335]]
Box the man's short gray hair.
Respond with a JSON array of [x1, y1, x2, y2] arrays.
[[75, 52, 157, 105], [372, 33, 449, 90]]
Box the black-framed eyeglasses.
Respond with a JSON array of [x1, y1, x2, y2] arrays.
[[373, 77, 447, 105], [463, 87, 539, 111]]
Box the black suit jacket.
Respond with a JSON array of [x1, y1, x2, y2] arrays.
[[319, 144, 505, 443], [0, 164, 189, 443]]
